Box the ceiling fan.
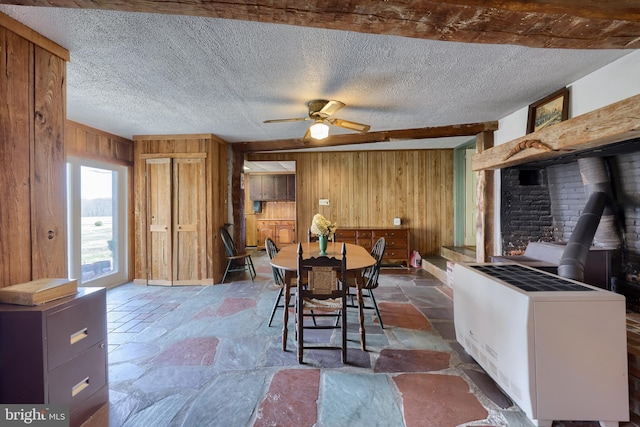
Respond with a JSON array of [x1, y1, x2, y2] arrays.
[[263, 99, 371, 140]]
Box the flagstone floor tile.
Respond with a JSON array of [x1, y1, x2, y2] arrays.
[[82, 250, 633, 427]]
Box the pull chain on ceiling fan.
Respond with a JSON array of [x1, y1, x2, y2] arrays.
[[264, 99, 371, 140]]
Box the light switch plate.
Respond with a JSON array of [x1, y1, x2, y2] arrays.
[[319, 199, 330, 206], [393, 217, 401, 226]]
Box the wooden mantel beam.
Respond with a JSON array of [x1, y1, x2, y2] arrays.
[[232, 122, 498, 153], [1, 1, 639, 49], [472, 94, 640, 171]]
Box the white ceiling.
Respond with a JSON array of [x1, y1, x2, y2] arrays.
[[244, 161, 295, 173], [0, 5, 632, 156]]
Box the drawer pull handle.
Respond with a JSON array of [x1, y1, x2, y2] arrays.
[[72, 377, 90, 397], [70, 328, 88, 345]]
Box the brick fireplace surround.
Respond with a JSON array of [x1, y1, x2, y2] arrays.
[[501, 141, 640, 291], [499, 138, 640, 419]]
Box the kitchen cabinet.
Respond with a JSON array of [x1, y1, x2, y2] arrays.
[[0, 287, 108, 427], [250, 174, 296, 201], [334, 227, 410, 266], [274, 174, 296, 200], [257, 220, 296, 249]]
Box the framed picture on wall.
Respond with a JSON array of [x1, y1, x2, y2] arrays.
[[526, 87, 569, 134]]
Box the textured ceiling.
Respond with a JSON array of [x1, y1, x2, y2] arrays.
[[0, 5, 632, 152]]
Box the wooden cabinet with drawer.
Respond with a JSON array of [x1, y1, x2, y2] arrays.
[[335, 227, 410, 266], [333, 229, 356, 244], [372, 229, 410, 264], [0, 287, 108, 427], [356, 230, 373, 251]]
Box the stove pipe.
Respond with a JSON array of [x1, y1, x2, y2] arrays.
[[557, 191, 609, 281], [558, 157, 620, 282]]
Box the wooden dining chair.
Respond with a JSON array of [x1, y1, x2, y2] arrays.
[[265, 237, 296, 327], [295, 242, 348, 363], [347, 237, 386, 350], [220, 226, 256, 283]]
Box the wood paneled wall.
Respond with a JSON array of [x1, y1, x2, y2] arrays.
[[0, 19, 68, 288], [65, 121, 135, 281], [246, 150, 454, 256], [66, 120, 134, 165], [133, 134, 228, 283]]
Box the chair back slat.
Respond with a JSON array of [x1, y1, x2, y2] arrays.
[[307, 228, 318, 243], [362, 237, 385, 289], [220, 227, 237, 257], [265, 237, 285, 287], [265, 237, 279, 260], [219, 226, 256, 283]]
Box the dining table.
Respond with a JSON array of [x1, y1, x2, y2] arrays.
[[269, 241, 376, 351]]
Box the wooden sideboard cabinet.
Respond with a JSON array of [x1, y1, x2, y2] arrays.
[[0, 287, 108, 427], [334, 227, 410, 266], [257, 220, 296, 249]]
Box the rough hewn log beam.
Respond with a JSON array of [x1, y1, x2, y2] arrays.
[[475, 131, 495, 263], [230, 149, 245, 249], [233, 122, 498, 153], [1, 1, 639, 49], [472, 94, 640, 171]]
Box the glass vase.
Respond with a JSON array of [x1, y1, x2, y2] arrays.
[[318, 235, 328, 255]]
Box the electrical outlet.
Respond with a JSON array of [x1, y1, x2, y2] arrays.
[[319, 199, 330, 206]]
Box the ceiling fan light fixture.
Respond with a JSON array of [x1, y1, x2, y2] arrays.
[[309, 120, 329, 140]]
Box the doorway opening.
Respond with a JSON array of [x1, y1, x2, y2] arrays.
[[243, 161, 296, 248], [454, 140, 477, 248]]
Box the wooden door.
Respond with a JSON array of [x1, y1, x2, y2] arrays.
[[261, 175, 276, 200], [285, 174, 296, 200], [274, 175, 288, 200], [276, 221, 295, 246], [257, 221, 275, 249], [146, 159, 172, 285], [172, 158, 206, 284]]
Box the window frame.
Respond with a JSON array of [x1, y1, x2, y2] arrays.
[[67, 156, 129, 288]]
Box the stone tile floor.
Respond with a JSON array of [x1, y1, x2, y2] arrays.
[[91, 250, 633, 427]]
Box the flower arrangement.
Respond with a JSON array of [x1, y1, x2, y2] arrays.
[[310, 213, 336, 238]]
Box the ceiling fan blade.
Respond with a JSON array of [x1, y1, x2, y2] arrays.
[[317, 100, 345, 117], [263, 117, 310, 124], [302, 127, 311, 141], [328, 118, 371, 133]]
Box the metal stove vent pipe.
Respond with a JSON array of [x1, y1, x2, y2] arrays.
[[557, 191, 609, 281], [578, 157, 621, 248], [558, 157, 620, 282]]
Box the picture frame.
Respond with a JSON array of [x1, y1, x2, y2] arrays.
[[526, 87, 569, 134]]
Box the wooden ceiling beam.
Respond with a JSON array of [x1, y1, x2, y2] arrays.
[[232, 122, 498, 153], [1, 1, 639, 49], [471, 94, 640, 171]]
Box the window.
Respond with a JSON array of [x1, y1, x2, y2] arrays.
[[67, 158, 128, 288]]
